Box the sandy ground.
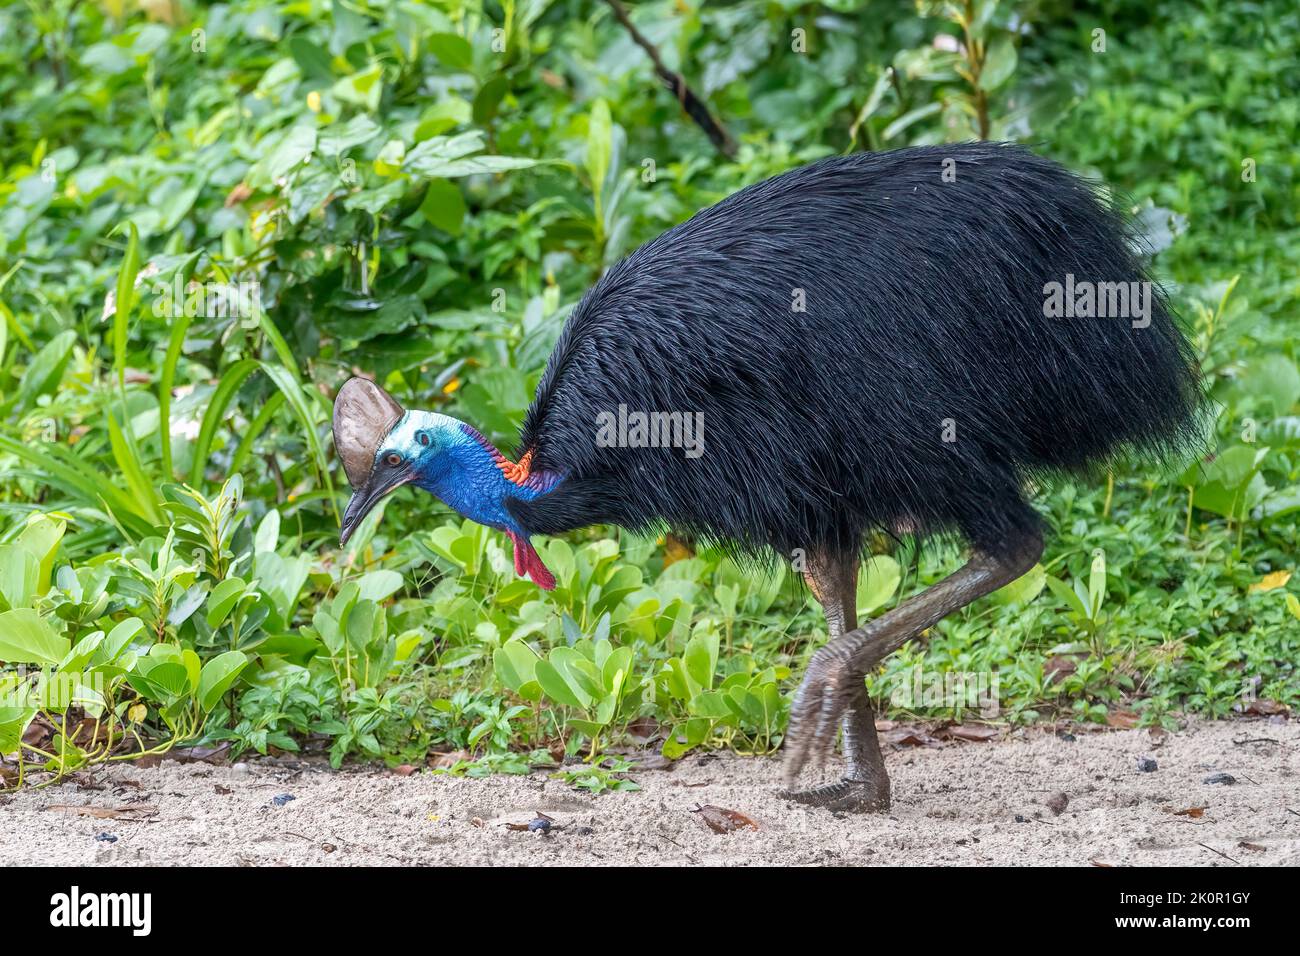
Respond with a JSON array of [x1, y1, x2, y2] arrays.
[[2, 717, 1295, 866]]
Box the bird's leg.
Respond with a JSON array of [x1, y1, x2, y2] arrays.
[[783, 553, 891, 812], [783, 530, 1043, 801]]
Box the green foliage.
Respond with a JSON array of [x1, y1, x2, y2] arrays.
[[1, 0, 1297, 787]]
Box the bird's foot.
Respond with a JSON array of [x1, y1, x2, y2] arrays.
[[782, 642, 866, 780], [781, 777, 890, 814]]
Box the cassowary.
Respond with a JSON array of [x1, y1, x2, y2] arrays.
[[333, 142, 1201, 812]]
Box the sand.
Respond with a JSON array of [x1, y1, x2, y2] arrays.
[[2, 717, 1295, 866]]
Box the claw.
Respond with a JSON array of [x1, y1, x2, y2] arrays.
[[782, 778, 890, 813]]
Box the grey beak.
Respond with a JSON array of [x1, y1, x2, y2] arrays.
[[333, 377, 406, 543]]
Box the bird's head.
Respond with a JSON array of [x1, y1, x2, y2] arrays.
[[332, 377, 462, 545]]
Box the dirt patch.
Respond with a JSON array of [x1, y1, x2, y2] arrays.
[[3, 718, 1295, 866]]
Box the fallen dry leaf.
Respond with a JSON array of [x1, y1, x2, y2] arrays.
[[225, 183, 253, 207], [45, 804, 158, 820], [1237, 841, 1266, 853], [881, 725, 940, 747], [170, 742, 232, 764], [1248, 569, 1291, 593], [1045, 656, 1079, 685], [625, 716, 661, 742], [1105, 709, 1139, 729], [1236, 698, 1289, 717], [938, 723, 999, 742], [427, 750, 471, 770], [691, 804, 758, 834], [1174, 806, 1208, 818], [392, 764, 417, 776]]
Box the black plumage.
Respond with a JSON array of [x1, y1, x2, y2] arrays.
[[508, 142, 1202, 565]]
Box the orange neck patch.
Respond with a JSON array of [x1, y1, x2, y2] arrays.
[[497, 449, 533, 486]]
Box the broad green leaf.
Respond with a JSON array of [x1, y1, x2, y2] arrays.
[[95, 617, 144, 665], [198, 650, 249, 712], [683, 631, 718, 692], [1045, 574, 1089, 618], [428, 32, 473, 71], [0, 608, 70, 664], [355, 569, 403, 603], [0, 546, 39, 610], [535, 657, 587, 709], [15, 329, 76, 411], [419, 178, 466, 235], [990, 563, 1047, 606], [980, 34, 1018, 91], [205, 576, 249, 629], [15, 514, 66, 596], [857, 555, 902, 618]]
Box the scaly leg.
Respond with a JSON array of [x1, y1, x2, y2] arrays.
[[784, 552, 891, 812], [783, 530, 1043, 806]]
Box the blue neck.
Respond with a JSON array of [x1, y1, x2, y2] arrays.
[[409, 420, 550, 533]]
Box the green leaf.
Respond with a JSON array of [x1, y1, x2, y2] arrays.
[[0, 547, 39, 610], [428, 33, 474, 71], [494, 640, 543, 701], [1240, 354, 1300, 415], [189, 359, 259, 484], [683, 631, 718, 692], [15, 329, 76, 411], [989, 563, 1046, 606], [112, 221, 140, 387], [289, 36, 334, 81], [1045, 574, 1089, 618], [980, 34, 1018, 91], [535, 658, 586, 709], [419, 178, 466, 235], [205, 576, 249, 629], [856, 555, 902, 619], [13, 514, 64, 596], [355, 569, 402, 603], [0, 707, 38, 756], [0, 608, 70, 664], [198, 650, 249, 712], [96, 617, 144, 665], [331, 64, 383, 112], [108, 413, 162, 525], [1088, 550, 1107, 616], [472, 76, 509, 125], [586, 98, 612, 223]]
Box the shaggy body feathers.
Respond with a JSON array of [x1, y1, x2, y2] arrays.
[[506, 142, 1200, 564]]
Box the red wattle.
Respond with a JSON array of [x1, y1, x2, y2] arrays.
[[507, 532, 556, 590]]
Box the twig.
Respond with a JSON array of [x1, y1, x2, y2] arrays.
[[1198, 842, 1241, 865], [601, 0, 737, 158]]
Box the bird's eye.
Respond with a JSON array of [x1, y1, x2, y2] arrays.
[[417, 431, 430, 447], [386, 453, 402, 467]]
